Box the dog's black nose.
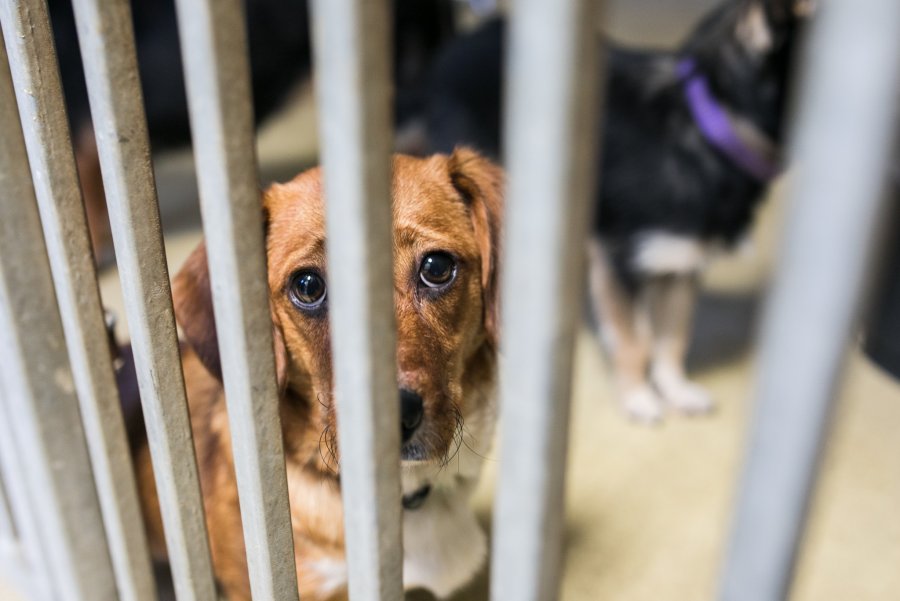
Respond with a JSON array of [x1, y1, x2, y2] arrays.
[[400, 389, 424, 442]]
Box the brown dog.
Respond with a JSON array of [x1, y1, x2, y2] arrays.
[[131, 149, 503, 600]]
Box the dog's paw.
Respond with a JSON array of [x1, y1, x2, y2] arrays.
[[621, 386, 664, 424], [658, 379, 714, 415]]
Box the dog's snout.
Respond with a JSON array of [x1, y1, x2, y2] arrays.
[[400, 389, 424, 442]]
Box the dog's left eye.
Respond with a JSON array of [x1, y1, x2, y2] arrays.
[[419, 252, 456, 288], [289, 271, 327, 310]]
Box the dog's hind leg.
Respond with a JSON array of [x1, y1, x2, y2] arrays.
[[587, 237, 663, 423], [646, 274, 714, 415]]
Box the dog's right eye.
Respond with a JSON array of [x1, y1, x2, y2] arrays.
[[288, 271, 327, 311]]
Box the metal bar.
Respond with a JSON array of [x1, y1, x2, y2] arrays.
[[490, 0, 603, 600], [2, 0, 159, 596], [1, 1, 214, 599], [0, 455, 13, 542], [3, 2, 156, 601], [0, 387, 57, 601], [66, 0, 223, 600], [311, 0, 403, 599], [718, 2, 900, 600], [0, 543, 36, 601], [0, 25, 117, 601], [171, 0, 299, 599]]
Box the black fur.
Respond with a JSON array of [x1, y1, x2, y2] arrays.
[[49, 0, 455, 148], [415, 0, 806, 289]]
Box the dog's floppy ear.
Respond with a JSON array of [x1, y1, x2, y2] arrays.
[[790, 0, 816, 18], [172, 241, 289, 389], [447, 147, 504, 348], [763, 0, 816, 21], [738, 1, 775, 53], [172, 242, 222, 379]]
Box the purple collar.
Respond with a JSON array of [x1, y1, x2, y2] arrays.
[[676, 58, 781, 182]]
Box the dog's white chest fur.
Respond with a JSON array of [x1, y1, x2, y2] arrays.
[[307, 401, 496, 599], [400, 401, 495, 598]]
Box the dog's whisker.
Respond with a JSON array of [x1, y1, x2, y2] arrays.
[[315, 391, 332, 410], [457, 421, 496, 462], [439, 403, 467, 470], [317, 423, 340, 476]]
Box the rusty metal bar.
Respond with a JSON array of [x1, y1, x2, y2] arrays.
[[0, 21, 117, 600], [171, 0, 299, 598], [64, 0, 223, 600], [490, 0, 604, 600], [0, 3, 160, 599], [0, 386, 57, 601], [311, 0, 404, 599], [1, 0, 217, 599], [718, 1, 900, 599]]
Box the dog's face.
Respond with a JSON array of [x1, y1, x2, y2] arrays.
[[173, 149, 502, 474], [684, 0, 815, 139]]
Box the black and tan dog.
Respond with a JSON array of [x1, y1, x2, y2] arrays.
[[407, 0, 815, 422]]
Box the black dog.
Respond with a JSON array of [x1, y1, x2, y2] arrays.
[[49, 0, 455, 261], [408, 0, 814, 421]]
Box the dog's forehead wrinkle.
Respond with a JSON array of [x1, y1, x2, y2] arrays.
[[286, 237, 327, 270], [393, 220, 472, 251], [393, 188, 465, 226], [267, 230, 327, 289]]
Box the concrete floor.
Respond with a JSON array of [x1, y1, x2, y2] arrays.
[[4, 1, 900, 600]]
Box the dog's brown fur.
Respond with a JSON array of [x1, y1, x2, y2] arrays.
[[133, 149, 503, 601]]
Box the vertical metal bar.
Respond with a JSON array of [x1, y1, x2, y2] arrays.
[[0, 545, 34, 601], [718, 2, 900, 600], [1, 1, 212, 599], [490, 1, 604, 600], [0, 389, 58, 601], [0, 26, 117, 601], [64, 0, 223, 600], [0, 461, 13, 543], [311, 0, 403, 599], [171, 0, 299, 599]]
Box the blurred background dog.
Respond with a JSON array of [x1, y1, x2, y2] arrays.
[[400, 0, 814, 422]]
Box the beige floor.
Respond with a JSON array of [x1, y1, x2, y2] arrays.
[[4, 2, 899, 600], [456, 272, 900, 601]]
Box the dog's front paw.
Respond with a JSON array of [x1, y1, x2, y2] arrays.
[[657, 378, 714, 415], [621, 386, 664, 424]]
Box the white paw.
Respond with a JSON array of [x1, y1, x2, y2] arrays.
[[658, 379, 714, 415], [621, 386, 664, 424]]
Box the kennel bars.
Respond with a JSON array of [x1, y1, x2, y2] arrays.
[[717, 1, 900, 599], [491, 0, 602, 599], [312, 1, 404, 600], [1, 1, 899, 601]]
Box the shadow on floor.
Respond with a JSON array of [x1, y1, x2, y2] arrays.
[[687, 290, 761, 372]]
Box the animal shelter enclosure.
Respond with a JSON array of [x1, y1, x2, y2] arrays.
[[1, 0, 900, 601]]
